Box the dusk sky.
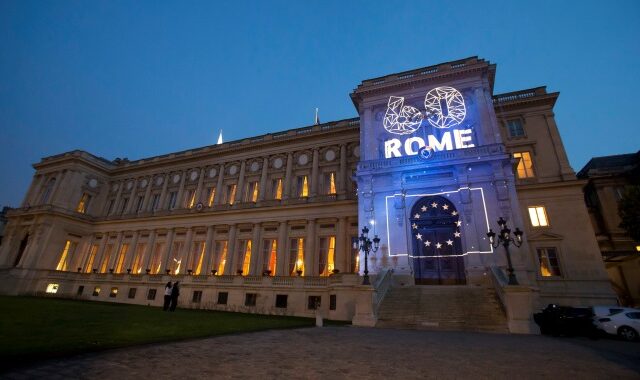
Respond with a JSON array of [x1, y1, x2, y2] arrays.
[[1, 0, 639, 208]]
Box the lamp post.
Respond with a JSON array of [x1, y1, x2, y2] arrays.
[[487, 217, 523, 285], [353, 226, 380, 285]]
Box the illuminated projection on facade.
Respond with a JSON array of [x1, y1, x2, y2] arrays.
[[383, 86, 475, 159]]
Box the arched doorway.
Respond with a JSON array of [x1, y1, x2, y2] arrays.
[[410, 196, 466, 285]]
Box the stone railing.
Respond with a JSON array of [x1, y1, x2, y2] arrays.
[[372, 268, 393, 313], [489, 266, 540, 334]]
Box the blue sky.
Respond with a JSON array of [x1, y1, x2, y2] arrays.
[[1, 0, 639, 207]]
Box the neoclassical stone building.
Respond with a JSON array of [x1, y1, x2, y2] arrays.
[[0, 57, 616, 332]]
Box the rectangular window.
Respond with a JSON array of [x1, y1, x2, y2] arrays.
[[528, 206, 549, 227], [192, 290, 202, 303], [227, 184, 237, 205], [244, 181, 259, 203], [151, 194, 160, 211], [217, 292, 228, 305], [351, 236, 360, 273], [100, 244, 114, 273], [76, 193, 91, 214], [135, 195, 144, 213], [109, 287, 118, 298], [297, 175, 309, 198], [168, 191, 177, 209], [184, 189, 196, 209], [93, 286, 101, 296], [207, 187, 216, 207], [513, 152, 535, 179], [114, 243, 130, 273], [105, 199, 115, 215], [131, 243, 146, 274], [128, 288, 137, 299], [507, 119, 525, 137], [289, 238, 305, 275], [537, 247, 562, 277], [262, 239, 277, 275], [275, 294, 288, 308], [308, 296, 321, 310], [46, 283, 59, 294], [272, 178, 283, 200], [330, 294, 337, 310], [77, 285, 84, 295], [190, 241, 206, 275], [120, 197, 129, 214], [245, 293, 257, 306], [168, 241, 184, 274], [324, 172, 337, 195], [84, 244, 99, 273], [55, 240, 78, 271], [318, 236, 336, 276], [147, 288, 157, 300], [215, 240, 228, 275], [237, 240, 252, 275], [149, 242, 164, 274]]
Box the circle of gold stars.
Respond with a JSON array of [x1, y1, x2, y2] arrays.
[[412, 201, 462, 250]]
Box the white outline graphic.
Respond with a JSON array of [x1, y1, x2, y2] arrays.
[[384, 187, 493, 258], [383, 96, 423, 135], [424, 86, 466, 129]]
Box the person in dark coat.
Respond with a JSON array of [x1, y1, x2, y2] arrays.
[[163, 281, 172, 311], [169, 281, 180, 311]]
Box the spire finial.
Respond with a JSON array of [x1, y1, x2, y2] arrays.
[[314, 108, 320, 125], [217, 130, 223, 145]]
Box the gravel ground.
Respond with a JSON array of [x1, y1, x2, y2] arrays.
[[2, 326, 639, 379]]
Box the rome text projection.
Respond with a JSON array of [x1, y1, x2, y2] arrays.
[[382, 86, 475, 160]]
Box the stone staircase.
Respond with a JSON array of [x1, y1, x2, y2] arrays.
[[375, 285, 509, 333]]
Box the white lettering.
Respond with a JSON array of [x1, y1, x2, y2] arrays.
[[404, 137, 425, 156], [385, 139, 402, 158], [427, 132, 453, 152], [454, 129, 475, 149]]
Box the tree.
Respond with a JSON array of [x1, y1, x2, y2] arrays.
[[618, 185, 640, 242]]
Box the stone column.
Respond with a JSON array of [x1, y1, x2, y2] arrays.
[[304, 219, 316, 276], [181, 228, 194, 273], [140, 176, 153, 213], [310, 148, 319, 197], [107, 231, 124, 271], [123, 230, 140, 272], [158, 174, 170, 211], [214, 164, 225, 206], [235, 161, 246, 204], [141, 230, 157, 272], [336, 217, 347, 273], [160, 229, 175, 273], [276, 221, 288, 276], [195, 168, 206, 203], [283, 153, 293, 200], [124, 179, 138, 215], [203, 226, 215, 274], [110, 180, 124, 216], [250, 223, 262, 275], [175, 171, 187, 209], [339, 144, 347, 195], [224, 225, 237, 275], [258, 157, 269, 202]]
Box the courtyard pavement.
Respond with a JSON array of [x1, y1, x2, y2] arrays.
[[2, 326, 639, 379]]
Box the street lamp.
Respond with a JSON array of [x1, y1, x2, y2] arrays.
[[487, 217, 523, 285], [353, 226, 380, 285]]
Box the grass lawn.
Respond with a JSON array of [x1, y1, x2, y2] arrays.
[[0, 296, 317, 369]]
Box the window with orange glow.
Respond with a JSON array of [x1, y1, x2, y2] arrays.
[[215, 240, 228, 275], [76, 193, 91, 214], [289, 238, 305, 275], [272, 178, 283, 200], [325, 172, 336, 195], [513, 152, 535, 178], [149, 242, 164, 274], [227, 184, 237, 205], [114, 243, 129, 273], [192, 241, 206, 275], [84, 244, 99, 273], [297, 176, 309, 198], [55, 240, 77, 271], [207, 187, 216, 207], [100, 244, 114, 273], [185, 189, 196, 208], [238, 240, 252, 275], [537, 247, 561, 277], [319, 236, 336, 276], [262, 239, 277, 275], [131, 243, 146, 274]]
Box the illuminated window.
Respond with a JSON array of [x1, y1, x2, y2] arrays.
[[319, 236, 336, 276], [244, 181, 259, 203], [297, 176, 309, 198], [237, 240, 252, 275], [149, 242, 164, 274], [45, 283, 59, 294], [40, 178, 56, 204], [289, 238, 305, 275], [507, 119, 525, 137], [76, 193, 91, 214], [262, 239, 277, 275], [151, 194, 160, 211], [109, 287, 118, 298], [324, 172, 337, 195], [114, 243, 129, 273], [168, 241, 184, 274], [191, 241, 206, 275], [131, 243, 146, 274], [55, 240, 77, 271], [167, 192, 177, 209], [272, 178, 283, 200], [227, 184, 237, 205], [185, 189, 196, 208], [84, 244, 99, 273], [92, 286, 101, 296], [206, 187, 216, 207], [100, 244, 114, 273], [119, 197, 129, 214], [537, 247, 561, 277], [135, 196, 144, 213], [351, 236, 360, 273], [528, 206, 549, 227], [513, 152, 535, 179], [215, 240, 228, 275]]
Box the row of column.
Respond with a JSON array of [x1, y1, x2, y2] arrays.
[[78, 217, 355, 277]]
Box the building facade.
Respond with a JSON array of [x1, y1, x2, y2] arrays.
[[0, 57, 616, 331]]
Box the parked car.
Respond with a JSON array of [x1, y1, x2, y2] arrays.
[[593, 308, 640, 341], [534, 304, 598, 337]]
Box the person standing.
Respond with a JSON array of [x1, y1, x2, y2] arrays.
[[169, 281, 180, 311], [163, 281, 172, 311]]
